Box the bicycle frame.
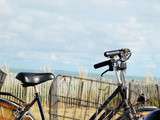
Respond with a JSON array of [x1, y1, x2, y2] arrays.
[[0, 92, 25, 104], [89, 68, 136, 120], [17, 86, 45, 120]]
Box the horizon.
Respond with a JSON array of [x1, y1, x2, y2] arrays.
[[1, 65, 158, 81]]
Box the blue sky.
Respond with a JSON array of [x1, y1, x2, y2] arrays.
[[0, 0, 160, 77]]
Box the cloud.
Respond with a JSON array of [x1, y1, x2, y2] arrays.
[[9, 20, 31, 32], [0, 0, 11, 16], [17, 51, 57, 61], [92, 0, 129, 7], [0, 0, 160, 76]]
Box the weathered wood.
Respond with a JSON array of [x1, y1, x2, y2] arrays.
[[49, 79, 58, 120], [77, 81, 84, 107], [128, 82, 132, 102], [155, 84, 160, 108]]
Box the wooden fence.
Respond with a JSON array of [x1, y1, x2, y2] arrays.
[[0, 69, 159, 120], [49, 75, 160, 120]]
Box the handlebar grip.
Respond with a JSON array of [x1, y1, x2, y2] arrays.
[[94, 60, 111, 69], [104, 49, 122, 57], [104, 48, 131, 58]]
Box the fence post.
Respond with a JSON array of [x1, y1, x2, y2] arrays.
[[49, 79, 58, 120], [22, 87, 28, 102], [155, 84, 160, 108], [78, 81, 84, 107], [128, 81, 132, 103]]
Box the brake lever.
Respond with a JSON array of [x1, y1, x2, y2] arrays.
[[100, 63, 114, 77], [101, 69, 109, 77]]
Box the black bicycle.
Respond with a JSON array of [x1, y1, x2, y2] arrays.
[[0, 71, 55, 120], [89, 48, 138, 120]]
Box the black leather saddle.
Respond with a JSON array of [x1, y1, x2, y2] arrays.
[[16, 72, 54, 87]]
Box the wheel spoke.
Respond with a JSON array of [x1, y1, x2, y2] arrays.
[[0, 106, 5, 120]]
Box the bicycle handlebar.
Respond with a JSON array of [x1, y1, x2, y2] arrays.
[[94, 48, 131, 70], [104, 48, 131, 58], [94, 60, 112, 69], [104, 49, 122, 57]]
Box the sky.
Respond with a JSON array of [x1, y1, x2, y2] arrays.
[[0, 0, 160, 77]]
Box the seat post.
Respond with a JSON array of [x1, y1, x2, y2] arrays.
[[34, 86, 39, 94], [33, 85, 45, 120]]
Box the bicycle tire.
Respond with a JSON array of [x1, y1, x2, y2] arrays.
[[0, 98, 35, 120]]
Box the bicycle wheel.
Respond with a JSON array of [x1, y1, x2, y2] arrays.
[[0, 98, 34, 120]]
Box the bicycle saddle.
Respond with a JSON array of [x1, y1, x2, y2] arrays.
[[16, 72, 54, 87]]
